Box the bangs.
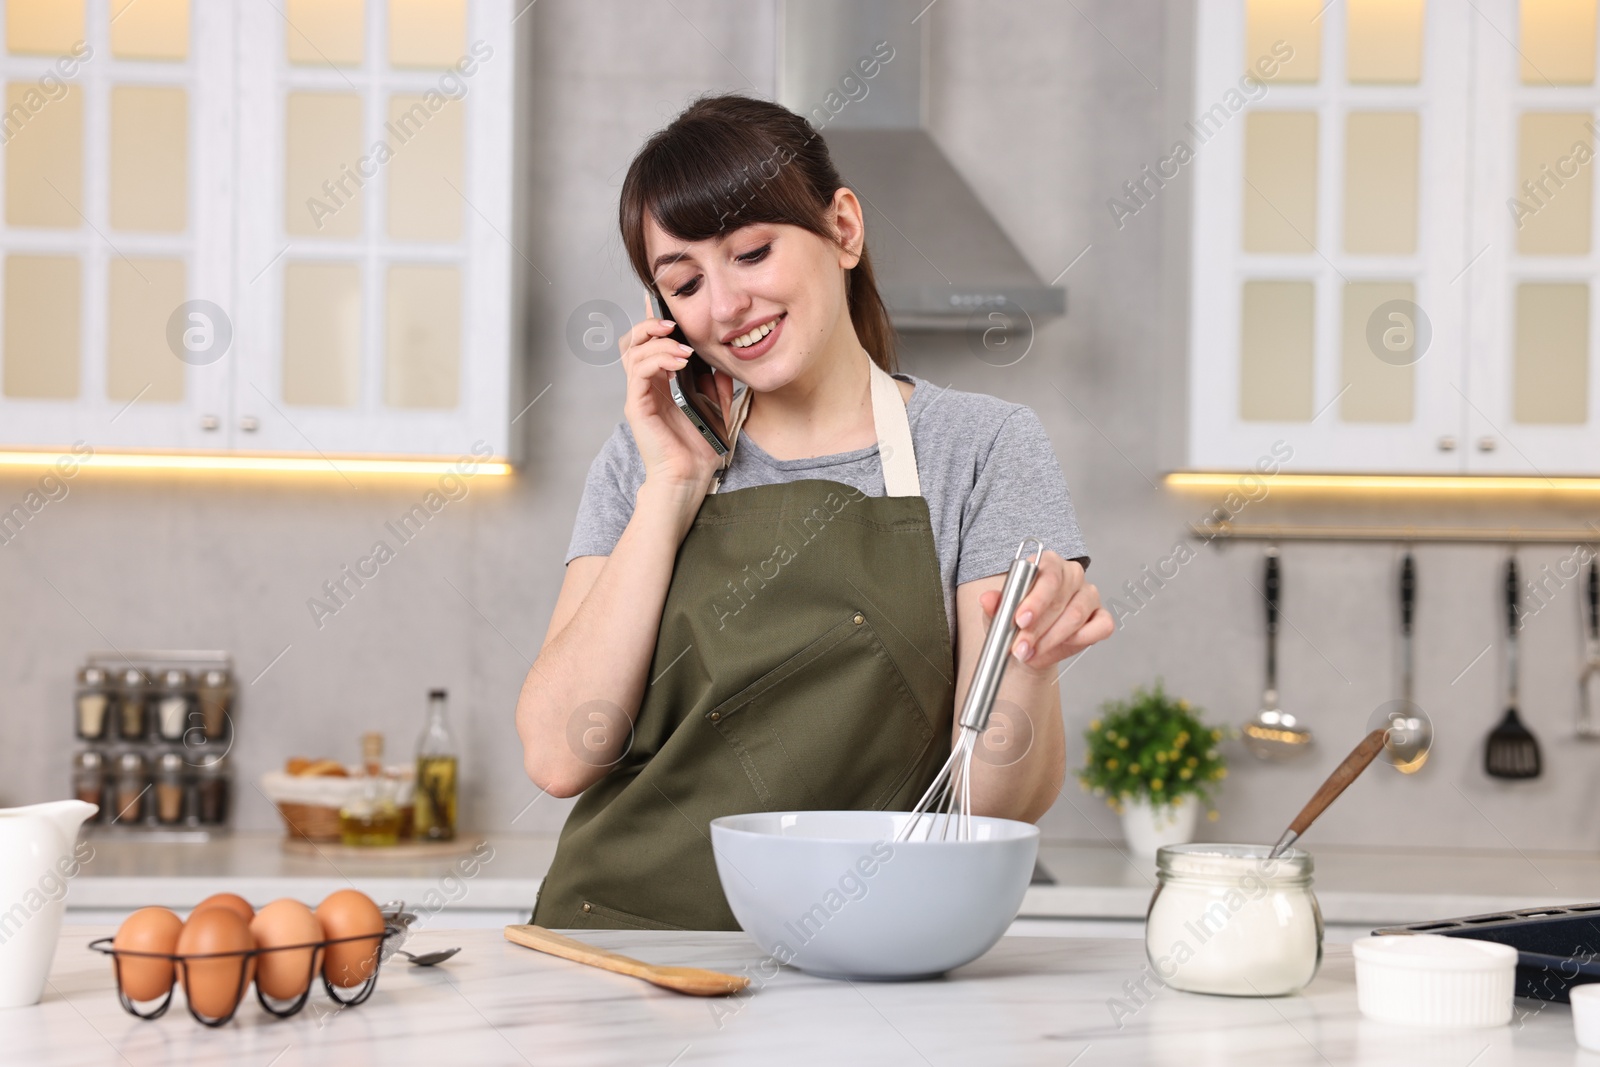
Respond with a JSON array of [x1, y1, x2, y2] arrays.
[[621, 100, 832, 278]]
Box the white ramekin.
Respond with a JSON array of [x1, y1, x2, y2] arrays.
[[1351, 935, 1517, 1028], [1571, 983, 1600, 1050]]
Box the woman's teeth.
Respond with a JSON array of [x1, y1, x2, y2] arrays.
[[731, 317, 779, 349]]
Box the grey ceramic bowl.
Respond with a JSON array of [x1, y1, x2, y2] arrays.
[[709, 810, 1039, 980]]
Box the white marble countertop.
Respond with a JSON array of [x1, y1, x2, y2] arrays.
[[13, 926, 1585, 1066], [66, 833, 1600, 929]]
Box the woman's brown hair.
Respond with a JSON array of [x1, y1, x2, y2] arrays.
[[619, 92, 898, 373]]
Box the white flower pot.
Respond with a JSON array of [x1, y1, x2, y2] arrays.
[[1120, 795, 1198, 856]]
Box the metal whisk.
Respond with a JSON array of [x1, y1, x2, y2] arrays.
[[898, 537, 1043, 843]]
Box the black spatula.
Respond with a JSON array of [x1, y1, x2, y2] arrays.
[[1485, 555, 1542, 779]]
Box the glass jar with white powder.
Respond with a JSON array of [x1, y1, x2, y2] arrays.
[[1144, 843, 1323, 996]]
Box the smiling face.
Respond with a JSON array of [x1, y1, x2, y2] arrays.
[[644, 188, 866, 393]]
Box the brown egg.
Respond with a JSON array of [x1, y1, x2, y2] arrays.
[[175, 906, 254, 1020], [249, 899, 324, 1001], [192, 892, 255, 925], [112, 907, 183, 1002], [191, 894, 258, 987], [315, 889, 385, 987]]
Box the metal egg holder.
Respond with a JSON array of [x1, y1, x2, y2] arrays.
[[89, 923, 406, 1027]]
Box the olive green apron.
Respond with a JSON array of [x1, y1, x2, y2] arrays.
[[531, 360, 955, 931]]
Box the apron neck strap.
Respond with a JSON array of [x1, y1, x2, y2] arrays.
[[869, 360, 921, 497], [710, 359, 920, 497]]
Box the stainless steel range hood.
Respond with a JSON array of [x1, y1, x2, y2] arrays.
[[778, 0, 1065, 331]]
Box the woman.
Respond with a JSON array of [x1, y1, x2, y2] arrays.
[[516, 93, 1113, 931]]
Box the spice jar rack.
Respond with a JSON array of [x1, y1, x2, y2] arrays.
[[73, 650, 235, 841]]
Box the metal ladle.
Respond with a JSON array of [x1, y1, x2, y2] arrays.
[[1243, 548, 1314, 760], [1383, 551, 1432, 773]]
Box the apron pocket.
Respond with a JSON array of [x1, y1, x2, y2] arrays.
[[707, 611, 937, 811], [568, 897, 687, 931]]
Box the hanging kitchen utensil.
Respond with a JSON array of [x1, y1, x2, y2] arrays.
[[1243, 548, 1314, 760], [1485, 554, 1541, 779], [1579, 558, 1600, 740], [898, 537, 1043, 842], [1268, 728, 1388, 858], [1385, 551, 1432, 773]]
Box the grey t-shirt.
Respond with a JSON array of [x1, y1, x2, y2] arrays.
[[564, 372, 1091, 641]]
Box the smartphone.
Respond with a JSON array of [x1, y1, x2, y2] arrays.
[[645, 287, 730, 457]]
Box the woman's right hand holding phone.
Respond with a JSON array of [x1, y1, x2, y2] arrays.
[[620, 316, 734, 495]]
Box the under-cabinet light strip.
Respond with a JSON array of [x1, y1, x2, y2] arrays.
[[1166, 472, 1600, 493], [0, 451, 514, 476]]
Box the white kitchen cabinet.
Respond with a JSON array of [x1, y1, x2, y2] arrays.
[[1184, 0, 1600, 476], [1464, 0, 1600, 475], [0, 0, 517, 461], [0, 1, 236, 453]]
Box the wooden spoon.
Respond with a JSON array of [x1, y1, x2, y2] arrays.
[[1268, 728, 1387, 858], [503, 924, 750, 997]]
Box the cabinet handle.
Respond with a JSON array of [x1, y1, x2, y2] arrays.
[[240, 416, 259, 432], [200, 415, 220, 431], [1436, 435, 1456, 452], [1477, 436, 1497, 452]]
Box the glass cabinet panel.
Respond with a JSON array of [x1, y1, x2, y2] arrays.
[[6, 0, 84, 55], [1243, 111, 1319, 252], [1239, 280, 1315, 421], [390, 0, 467, 68], [1513, 282, 1589, 423], [1520, 0, 1597, 84], [107, 259, 185, 403], [3, 254, 79, 398], [110, 86, 187, 233], [5, 82, 83, 228], [283, 262, 362, 408], [387, 94, 464, 241], [1515, 112, 1593, 255], [1344, 111, 1420, 254], [1346, 0, 1426, 84], [285, 92, 364, 238], [1246, 0, 1321, 81], [385, 264, 460, 408], [110, 0, 189, 61], [1341, 281, 1416, 422], [285, 0, 364, 67]]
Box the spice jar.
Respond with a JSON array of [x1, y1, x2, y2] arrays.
[[1143, 843, 1323, 996], [155, 669, 192, 742], [72, 750, 105, 816], [117, 668, 150, 740], [113, 751, 149, 824], [195, 753, 230, 826], [75, 666, 112, 741], [196, 668, 233, 741], [155, 752, 187, 824]]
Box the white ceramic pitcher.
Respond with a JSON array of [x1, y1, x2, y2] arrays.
[[0, 800, 97, 1008]]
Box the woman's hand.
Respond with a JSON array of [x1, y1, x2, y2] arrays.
[[979, 551, 1113, 674], [620, 316, 737, 491]]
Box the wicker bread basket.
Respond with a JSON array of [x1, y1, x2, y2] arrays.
[[261, 767, 415, 843]]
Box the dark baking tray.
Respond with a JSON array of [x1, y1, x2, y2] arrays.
[[1373, 902, 1600, 1002]]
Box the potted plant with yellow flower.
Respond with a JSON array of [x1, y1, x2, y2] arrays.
[[1079, 682, 1228, 855]]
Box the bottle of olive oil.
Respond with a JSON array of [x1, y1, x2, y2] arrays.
[[414, 689, 458, 841], [340, 731, 403, 846]]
